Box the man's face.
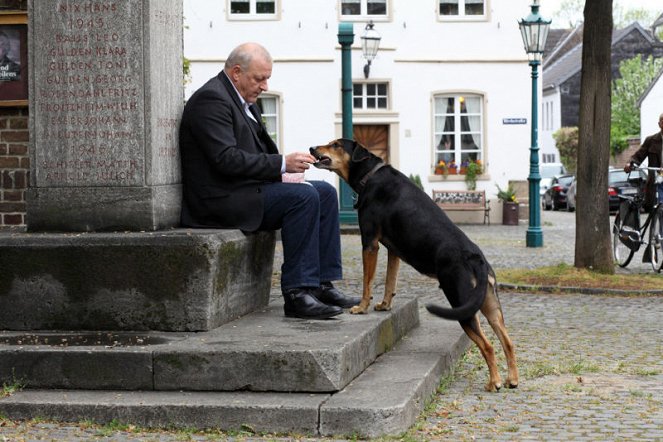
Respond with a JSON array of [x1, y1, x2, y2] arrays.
[[231, 57, 272, 104], [659, 116, 663, 132]]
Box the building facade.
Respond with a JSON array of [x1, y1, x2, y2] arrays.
[[183, 0, 537, 219]]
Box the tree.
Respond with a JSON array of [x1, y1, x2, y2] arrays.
[[552, 127, 578, 174], [611, 55, 663, 155], [551, 1, 658, 29], [575, 0, 614, 273]]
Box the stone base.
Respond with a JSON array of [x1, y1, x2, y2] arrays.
[[26, 185, 182, 232], [0, 229, 275, 331]]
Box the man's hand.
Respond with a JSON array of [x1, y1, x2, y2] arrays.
[[624, 162, 633, 173], [285, 152, 316, 173]]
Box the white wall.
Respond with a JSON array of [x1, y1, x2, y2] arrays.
[[641, 75, 663, 140]]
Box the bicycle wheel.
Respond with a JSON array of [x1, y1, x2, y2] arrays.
[[613, 212, 635, 267], [649, 207, 663, 272]]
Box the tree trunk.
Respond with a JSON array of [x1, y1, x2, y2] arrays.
[[574, 0, 614, 272]]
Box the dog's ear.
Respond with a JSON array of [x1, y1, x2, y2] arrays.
[[350, 141, 372, 163]]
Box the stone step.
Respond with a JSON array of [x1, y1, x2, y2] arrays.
[[0, 295, 420, 393], [0, 304, 469, 438]]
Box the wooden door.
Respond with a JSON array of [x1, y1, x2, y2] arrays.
[[353, 125, 389, 163]]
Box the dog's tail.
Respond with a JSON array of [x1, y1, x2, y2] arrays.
[[425, 251, 488, 322]]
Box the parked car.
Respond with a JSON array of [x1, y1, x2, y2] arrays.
[[542, 174, 574, 210], [566, 176, 577, 212], [540, 163, 567, 197], [608, 168, 644, 212], [566, 169, 645, 213]]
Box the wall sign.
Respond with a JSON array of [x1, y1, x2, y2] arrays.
[[502, 118, 527, 125]]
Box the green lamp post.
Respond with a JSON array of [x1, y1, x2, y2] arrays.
[[337, 22, 356, 224], [518, 1, 551, 248]]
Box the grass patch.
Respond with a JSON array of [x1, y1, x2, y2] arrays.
[[496, 263, 663, 293]]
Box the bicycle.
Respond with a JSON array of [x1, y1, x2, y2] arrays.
[[612, 165, 663, 272]]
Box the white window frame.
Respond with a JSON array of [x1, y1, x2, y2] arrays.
[[256, 93, 281, 147], [352, 81, 390, 110], [339, 0, 390, 21], [432, 93, 484, 172], [228, 0, 280, 21], [437, 0, 488, 22]]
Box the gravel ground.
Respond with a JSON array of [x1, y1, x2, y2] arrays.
[[2, 210, 662, 441]]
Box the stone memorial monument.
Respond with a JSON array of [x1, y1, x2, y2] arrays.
[[28, 0, 182, 231], [0, 0, 275, 332]]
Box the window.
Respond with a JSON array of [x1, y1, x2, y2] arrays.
[[353, 82, 388, 109], [433, 94, 483, 169], [341, 0, 387, 17], [257, 95, 280, 145], [229, 0, 277, 18], [439, 0, 485, 17]]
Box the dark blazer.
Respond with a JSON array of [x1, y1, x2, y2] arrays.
[[179, 71, 282, 231], [630, 131, 663, 210]]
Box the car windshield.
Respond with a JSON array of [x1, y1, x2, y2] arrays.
[[558, 175, 574, 186]]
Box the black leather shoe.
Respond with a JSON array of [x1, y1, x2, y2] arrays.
[[314, 282, 361, 308], [283, 288, 343, 319]]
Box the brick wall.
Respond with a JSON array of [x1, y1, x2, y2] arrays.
[[0, 107, 29, 230], [0, 1, 28, 230], [610, 137, 641, 168]]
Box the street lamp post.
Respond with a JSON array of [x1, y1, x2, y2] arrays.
[[337, 22, 381, 224], [337, 23, 357, 224], [519, 1, 551, 248]]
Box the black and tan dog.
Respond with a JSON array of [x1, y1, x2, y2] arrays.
[[310, 139, 518, 392]]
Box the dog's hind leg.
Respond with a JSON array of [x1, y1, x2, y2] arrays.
[[375, 249, 399, 311], [350, 237, 380, 314], [460, 315, 503, 392], [480, 276, 518, 389]]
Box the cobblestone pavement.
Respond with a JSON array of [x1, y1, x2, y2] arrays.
[[2, 211, 663, 441]]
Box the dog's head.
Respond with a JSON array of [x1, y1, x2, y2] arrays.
[[309, 138, 375, 183]]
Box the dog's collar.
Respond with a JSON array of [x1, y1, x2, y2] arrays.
[[357, 162, 386, 191], [353, 162, 387, 209]]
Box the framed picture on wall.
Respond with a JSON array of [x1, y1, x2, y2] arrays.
[[0, 12, 27, 107]]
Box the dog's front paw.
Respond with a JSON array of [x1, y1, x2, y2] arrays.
[[374, 302, 391, 311], [349, 305, 368, 314], [484, 381, 502, 392]]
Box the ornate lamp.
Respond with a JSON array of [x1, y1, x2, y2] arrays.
[[360, 20, 381, 78]]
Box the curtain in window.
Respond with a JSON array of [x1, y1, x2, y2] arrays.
[[460, 96, 481, 159]]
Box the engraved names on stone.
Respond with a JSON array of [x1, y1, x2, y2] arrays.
[[33, 1, 144, 186]]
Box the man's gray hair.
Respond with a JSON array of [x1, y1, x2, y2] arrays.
[[224, 43, 272, 72]]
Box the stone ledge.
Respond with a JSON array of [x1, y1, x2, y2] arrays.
[[0, 229, 275, 331]]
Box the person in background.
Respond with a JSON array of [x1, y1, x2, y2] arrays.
[[179, 42, 359, 320], [624, 113, 663, 211]]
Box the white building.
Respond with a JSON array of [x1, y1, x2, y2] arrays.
[[640, 68, 663, 139], [183, 0, 537, 219]]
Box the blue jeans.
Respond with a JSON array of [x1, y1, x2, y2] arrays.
[[258, 180, 342, 291]]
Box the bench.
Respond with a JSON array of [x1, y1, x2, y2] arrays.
[[432, 189, 491, 225]]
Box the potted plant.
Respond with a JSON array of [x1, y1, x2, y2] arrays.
[[434, 160, 448, 176], [496, 183, 519, 225], [464, 159, 482, 190]]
